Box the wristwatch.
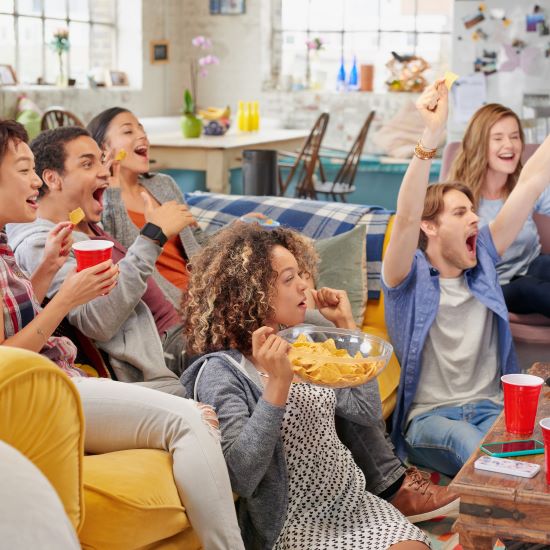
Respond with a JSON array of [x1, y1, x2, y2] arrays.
[[140, 223, 168, 247]]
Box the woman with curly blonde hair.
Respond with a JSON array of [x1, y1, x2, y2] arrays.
[[447, 103, 550, 318], [181, 222, 430, 550]]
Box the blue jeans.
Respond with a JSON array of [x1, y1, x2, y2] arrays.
[[404, 399, 502, 476]]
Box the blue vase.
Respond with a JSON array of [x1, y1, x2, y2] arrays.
[[349, 56, 358, 90], [337, 58, 346, 91]]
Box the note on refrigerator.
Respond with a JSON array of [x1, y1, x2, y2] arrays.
[[451, 72, 487, 125]]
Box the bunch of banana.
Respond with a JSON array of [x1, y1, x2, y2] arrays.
[[198, 106, 231, 121]]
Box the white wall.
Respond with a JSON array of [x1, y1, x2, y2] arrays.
[[180, 0, 265, 112]]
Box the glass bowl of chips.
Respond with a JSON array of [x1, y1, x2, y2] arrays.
[[278, 326, 393, 388]]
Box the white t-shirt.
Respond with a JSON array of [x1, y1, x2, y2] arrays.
[[407, 275, 502, 424]]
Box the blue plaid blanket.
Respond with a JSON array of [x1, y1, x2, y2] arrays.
[[185, 192, 393, 299]]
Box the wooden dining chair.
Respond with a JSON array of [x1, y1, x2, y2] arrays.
[[278, 112, 329, 198], [41, 108, 84, 131], [314, 110, 375, 202]]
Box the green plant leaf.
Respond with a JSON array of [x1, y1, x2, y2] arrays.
[[183, 88, 195, 114]]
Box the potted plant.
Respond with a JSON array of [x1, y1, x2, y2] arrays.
[[50, 28, 70, 87], [181, 89, 202, 138]]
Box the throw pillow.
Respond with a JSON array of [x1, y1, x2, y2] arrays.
[[314, 224, 367, 326]]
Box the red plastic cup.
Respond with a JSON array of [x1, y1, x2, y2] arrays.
[[72, 240, 114, 272], [501, 374, 544, 436], [540, 417, 550, 485]]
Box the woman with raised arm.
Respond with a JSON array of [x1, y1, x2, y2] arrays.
[[447, 104, 550, 318]]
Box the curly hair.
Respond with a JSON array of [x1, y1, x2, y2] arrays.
[[446, 103, 524, 209], [31, 126, 91, 196], [183, 223, 319, 356]]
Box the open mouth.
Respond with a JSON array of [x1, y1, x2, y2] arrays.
[[465, 233, 477, 255], [134, 145, 148, 158], [92, 187, 106, 207], [497, 152, 516, 162], [298, 298, 307, 309], [26, 195, 38, 208]]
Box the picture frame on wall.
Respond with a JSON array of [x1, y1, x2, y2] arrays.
[[150, 40, 169, 64], [109, 70, 129, 86], [0, 64, 17, 86], [210, 0, 245, 15]]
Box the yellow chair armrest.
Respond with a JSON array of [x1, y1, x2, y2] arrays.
[[0, 347, 85, 532]]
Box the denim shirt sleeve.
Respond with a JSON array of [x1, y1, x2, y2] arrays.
[[381, 255, 418, 297]]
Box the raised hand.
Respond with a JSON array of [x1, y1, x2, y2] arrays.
[[102, 149, 122, 188], [415, 78, 448, 140], [57, 260, 119, 308], [310, 287, 356, 329], [141, 192, 197, 239], [43, 222, 74, 271]]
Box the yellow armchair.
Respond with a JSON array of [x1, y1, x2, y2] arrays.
[[0, 347, 200, 550], [361, 215, 400, 420]]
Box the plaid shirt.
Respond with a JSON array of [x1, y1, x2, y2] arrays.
[[0, 231, 82, 377]]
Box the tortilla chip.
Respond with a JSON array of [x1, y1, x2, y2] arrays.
[[69, 207, 85, 225]]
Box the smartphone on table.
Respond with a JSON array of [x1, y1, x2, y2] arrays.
[[480, 439, 545, 458]]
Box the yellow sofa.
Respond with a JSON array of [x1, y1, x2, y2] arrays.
[[0, 347, 201, 550], [361, 215, 399, 420]]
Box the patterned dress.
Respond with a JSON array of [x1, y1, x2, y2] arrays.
[[274, 383, 430, 550]]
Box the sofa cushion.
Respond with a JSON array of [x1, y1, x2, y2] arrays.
[[80, 449, 191, 550], [0, 349, 84, 531], [314, 224, 367, 325]]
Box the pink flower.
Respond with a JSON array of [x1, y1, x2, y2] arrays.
[[54, 27, 69, 39], [198, 55, 220, 67], [306, 37, 324, 51], [192, 35, 212, 49]]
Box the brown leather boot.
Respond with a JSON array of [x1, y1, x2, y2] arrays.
[[389, 467, 460, 523]]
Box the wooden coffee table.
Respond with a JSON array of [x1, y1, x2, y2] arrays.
[[450, 363, 550, 549]]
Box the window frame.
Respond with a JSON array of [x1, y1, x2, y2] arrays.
[[0, 0, 117, 86], [270, 0, 452, 91]]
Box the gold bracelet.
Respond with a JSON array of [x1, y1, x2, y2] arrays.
[[414, 140, 437, 160]]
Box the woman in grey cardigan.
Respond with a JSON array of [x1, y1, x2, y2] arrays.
[[181, 223, 430, 550], [87, 107, 201, 307]]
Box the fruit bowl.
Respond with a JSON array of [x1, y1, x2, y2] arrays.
[[203, 119, 230, 136], [278, 326, 393, 388]]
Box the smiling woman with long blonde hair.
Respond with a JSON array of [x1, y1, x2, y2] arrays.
[[447, 103, 550, 318]]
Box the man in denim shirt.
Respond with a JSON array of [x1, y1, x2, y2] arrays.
[[383, 80, 550, 475]]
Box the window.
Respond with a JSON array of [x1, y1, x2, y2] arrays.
[[0, 0, 116, 85], [274, 0, 452, 92]]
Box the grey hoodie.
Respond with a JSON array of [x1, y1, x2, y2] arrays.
[[181, 348, 384, 550], [7, 218, 183, 394]]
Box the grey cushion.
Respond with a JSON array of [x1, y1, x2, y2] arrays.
[[314, 224, 367, 326]]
